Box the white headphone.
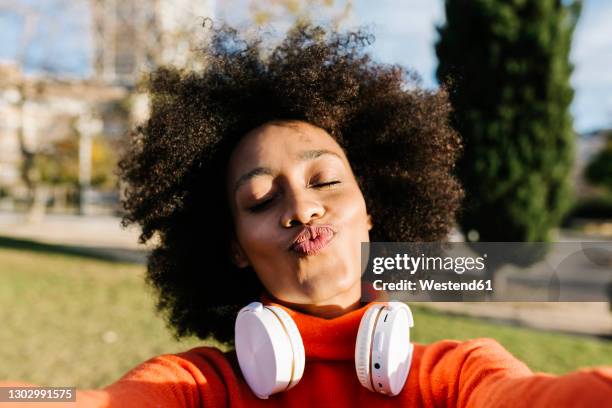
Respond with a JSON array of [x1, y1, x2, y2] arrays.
[[234, 301, 414, 399]]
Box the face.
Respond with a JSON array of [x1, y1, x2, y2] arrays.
[[227, 121, 373, 306]]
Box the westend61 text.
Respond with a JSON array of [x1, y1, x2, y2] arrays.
[[373, 279, 493, 292]]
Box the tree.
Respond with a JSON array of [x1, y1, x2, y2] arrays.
[[244, 0, 353, 28], [436, 0, 580, 243]]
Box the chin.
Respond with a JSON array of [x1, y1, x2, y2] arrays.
[[300, 270, 361, 303]]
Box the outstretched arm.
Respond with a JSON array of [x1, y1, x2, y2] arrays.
[[0, 347, 228, 408], [420, 338, 612, 407]]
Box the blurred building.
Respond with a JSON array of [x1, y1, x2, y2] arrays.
[[90, 0, 215, 86], [0, 63, 22, 190], [0, 1, 215, 213], [0, 62, 127, 206]]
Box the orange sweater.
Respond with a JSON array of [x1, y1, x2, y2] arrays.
[[2, 299, 612, 407]]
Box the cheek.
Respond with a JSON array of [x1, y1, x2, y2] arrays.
[[235, 213, 278, 253], [334, 188, 369, 226]]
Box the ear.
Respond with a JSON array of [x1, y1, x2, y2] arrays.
[[367, 214, 373, 231], [230, 239, 250, 268]]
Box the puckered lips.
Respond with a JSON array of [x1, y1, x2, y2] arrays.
[[289, 224, 337, 256]]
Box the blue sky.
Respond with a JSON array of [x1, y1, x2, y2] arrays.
[[1, 0, 611, 133]]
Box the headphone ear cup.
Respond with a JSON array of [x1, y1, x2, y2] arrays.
[[235, 302, 305, 399], [266, 305, 305, 390], [354, 302, 414, 396], [354, 304, 385, 392], [374, 302, 414, 396]]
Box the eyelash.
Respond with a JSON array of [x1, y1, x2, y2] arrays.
[[312, 180, 341, 189], [247, 181, 341, 213]]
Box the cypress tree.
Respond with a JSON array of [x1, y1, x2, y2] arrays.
[[436, 0, 581, 242]]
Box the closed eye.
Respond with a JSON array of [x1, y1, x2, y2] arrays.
[[247, 181, 340, 213], [247, 195, 277, 213], [312, 181, 341, 189]]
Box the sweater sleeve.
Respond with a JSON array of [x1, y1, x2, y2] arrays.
[[0, 346, 229, 408], [419, 337, 612, 408]]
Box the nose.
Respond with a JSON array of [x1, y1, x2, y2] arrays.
[[280, 187, 325, 228]]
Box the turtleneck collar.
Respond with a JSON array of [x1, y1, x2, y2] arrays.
[[259, 292, 386, 362]]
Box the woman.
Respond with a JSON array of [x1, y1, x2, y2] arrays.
[[3, 24, 611, 407]]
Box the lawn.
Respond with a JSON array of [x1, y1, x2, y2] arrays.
[[1, 241, 611, 389]]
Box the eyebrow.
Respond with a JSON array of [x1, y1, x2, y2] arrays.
[[233, 149, 343, 194]]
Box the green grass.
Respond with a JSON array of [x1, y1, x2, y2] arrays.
[[0, 246, 205, 388], [409, 305, 612, 374], [1, 244, 611, 389]]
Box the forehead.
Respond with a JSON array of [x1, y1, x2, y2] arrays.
[[227, 122, 347, 177]]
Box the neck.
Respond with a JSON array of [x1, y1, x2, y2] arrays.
[[264, 280, 363, 319], [261, 294, 378, 361], [276, 297, 364, 319]]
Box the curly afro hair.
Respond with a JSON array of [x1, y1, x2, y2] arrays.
[[118, 23, 464, 345]]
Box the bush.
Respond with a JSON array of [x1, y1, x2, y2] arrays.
[[562, 195, 612, 226], [585, 133, 612, 192]]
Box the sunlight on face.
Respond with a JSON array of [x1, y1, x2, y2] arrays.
[[227, 121, 372, 306]]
